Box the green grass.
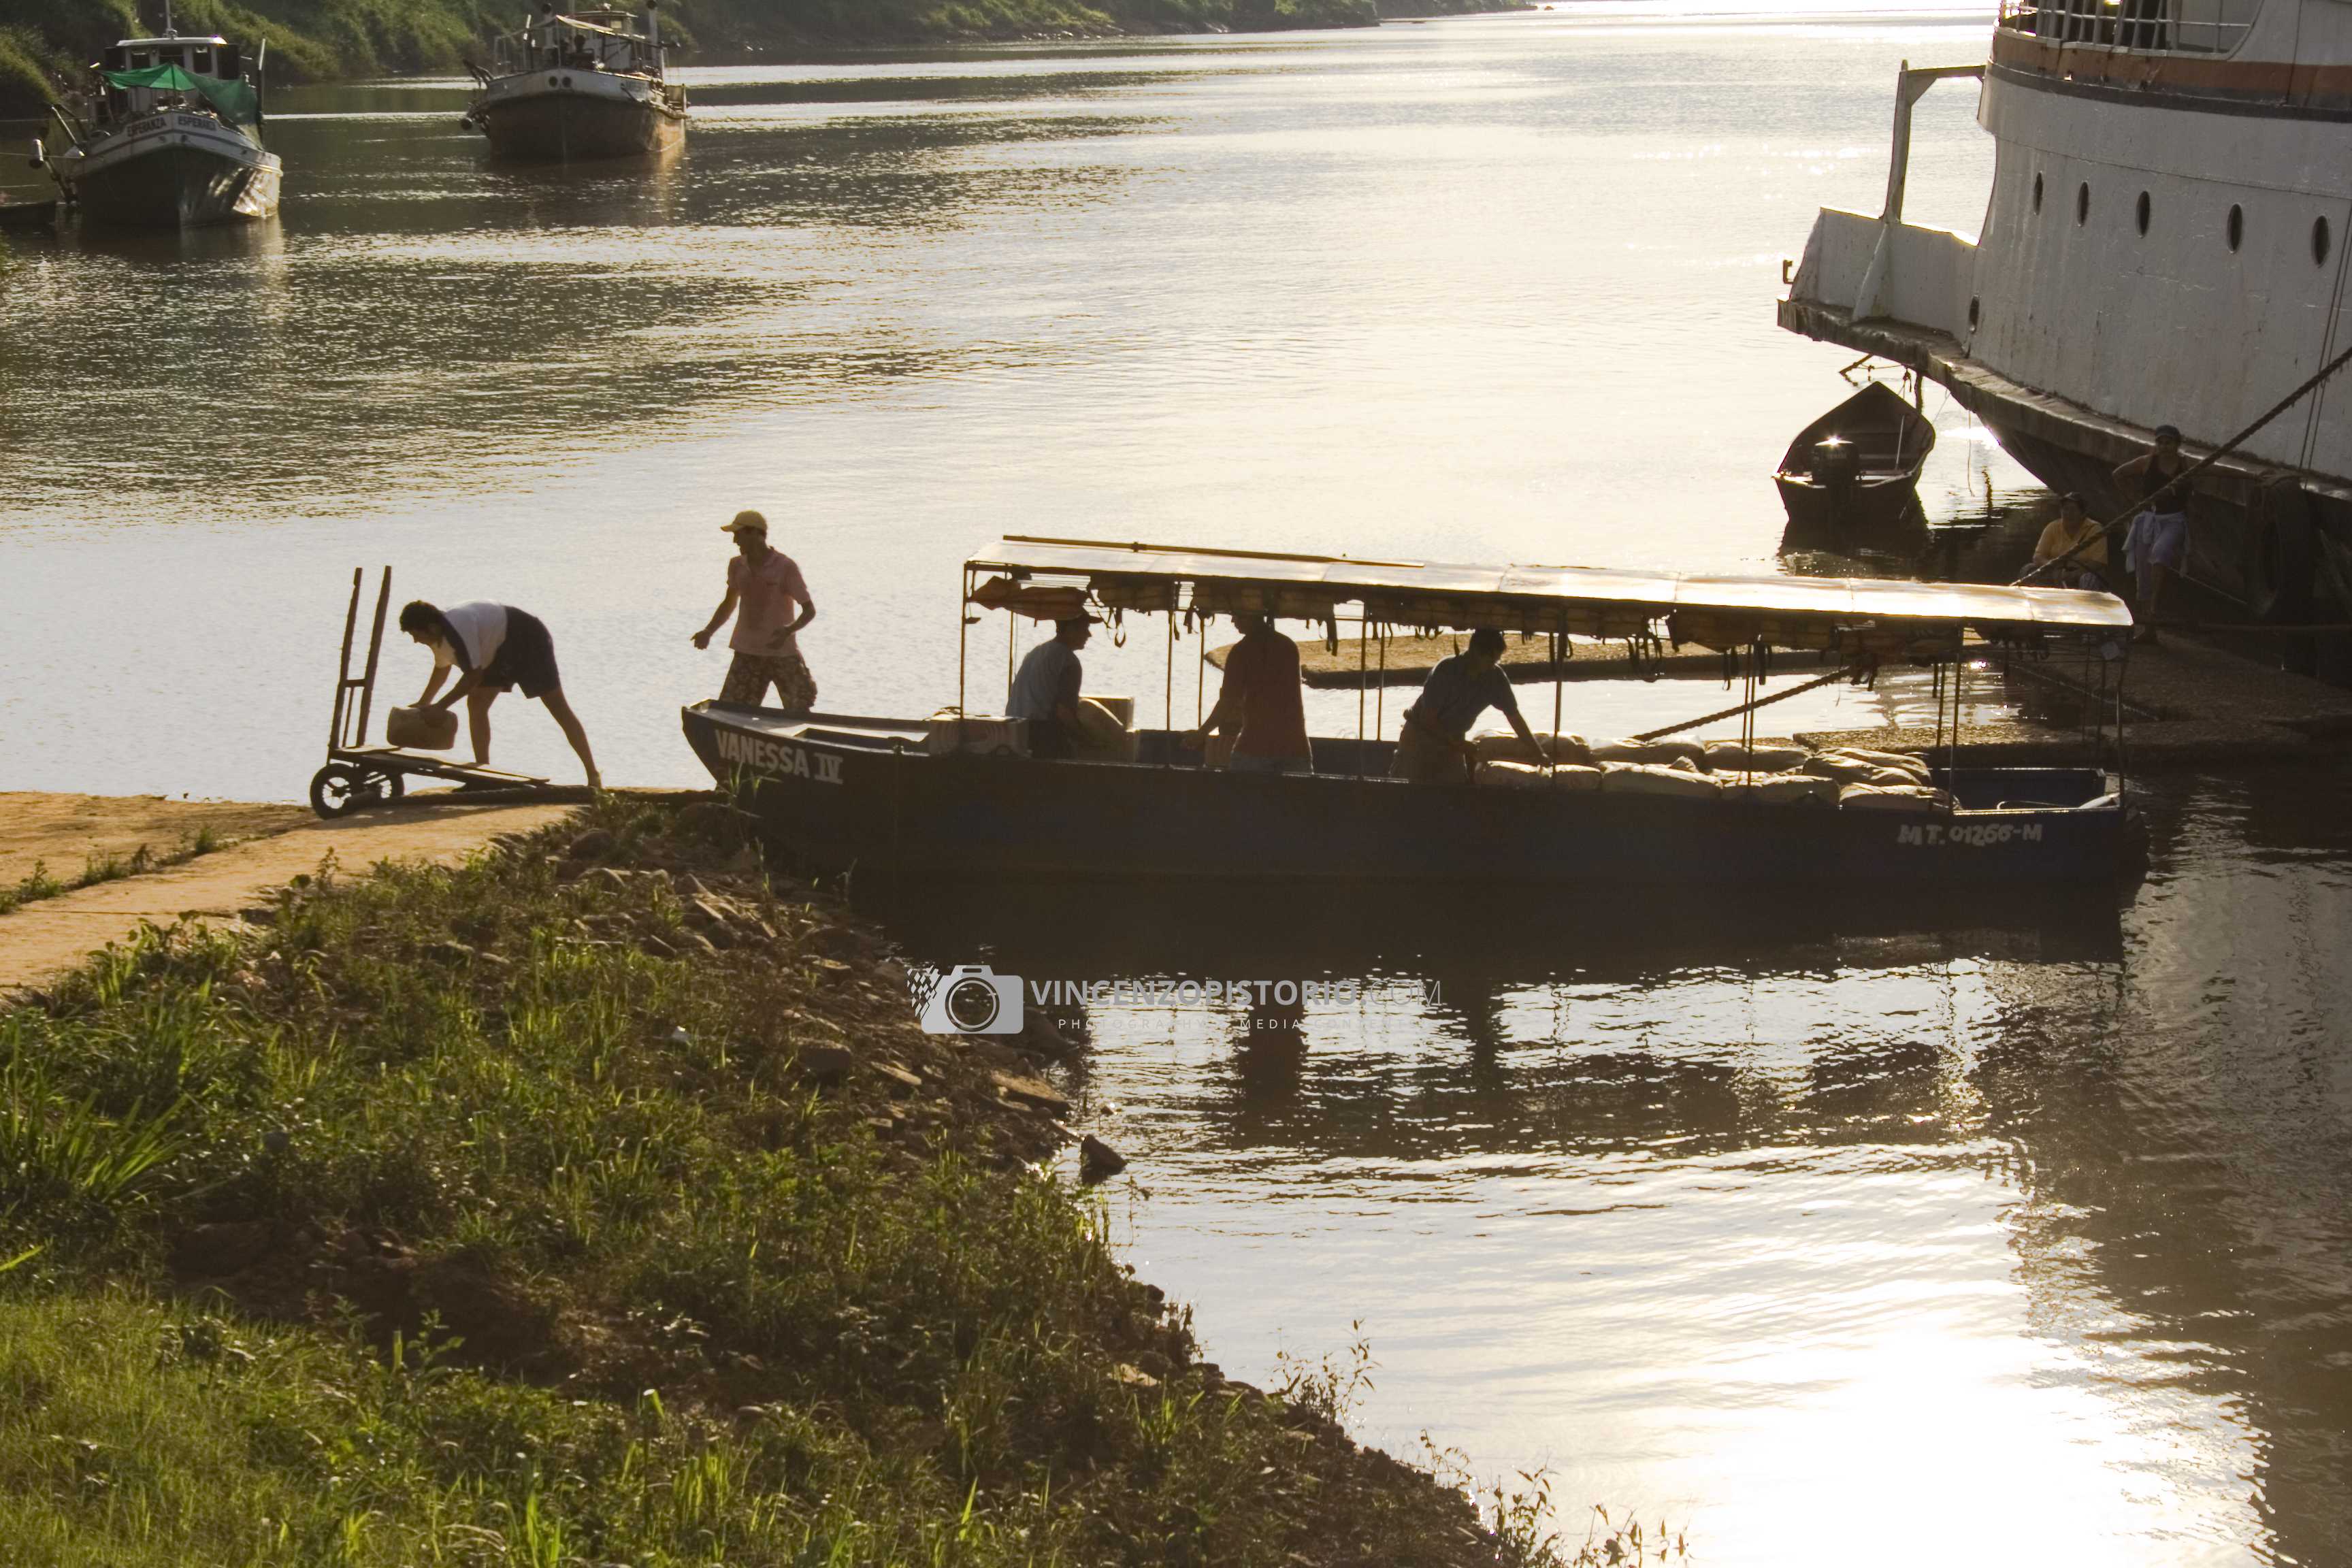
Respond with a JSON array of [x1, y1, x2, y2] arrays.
[[0, 796, 1588, 1566], [0, 827, 225, 919]]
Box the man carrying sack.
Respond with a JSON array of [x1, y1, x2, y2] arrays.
[[399, 599, 600, 789], [694, 510, 819, 715]]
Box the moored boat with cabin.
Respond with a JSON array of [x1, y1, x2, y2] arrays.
[[37, 18, 278, 228], [463, 3, 685, 163], [682, 537, 2146, 889]]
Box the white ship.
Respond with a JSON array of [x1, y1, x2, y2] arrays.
[[461, 3, 685, 163], [38, 20, 280, 228], [1781, 0, 2352, 669]]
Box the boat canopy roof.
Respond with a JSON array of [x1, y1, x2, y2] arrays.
[[964, 534, 2136, 638], [113, 35, 231, 48]]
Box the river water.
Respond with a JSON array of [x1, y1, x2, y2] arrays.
[[6, 5, 2349, 1564]]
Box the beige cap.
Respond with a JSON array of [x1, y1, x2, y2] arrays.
[[721, 509, 768, 535]]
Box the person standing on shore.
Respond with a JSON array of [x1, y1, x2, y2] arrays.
[[693, 510, 818, 715], [400, 600, 600, 788], [2114, 424, 2192, 642], [1188, 612, 1313, 774]]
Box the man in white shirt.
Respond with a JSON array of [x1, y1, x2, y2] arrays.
[[399, 599, 600, 789], [1005, 615, 1096, 759], [693, 510, 818, 715]]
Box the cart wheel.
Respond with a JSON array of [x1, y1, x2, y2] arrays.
[[309, 764, 369, 819], [368, 769, 405, 803]]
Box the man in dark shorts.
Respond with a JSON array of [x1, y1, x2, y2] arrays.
[[1390, 627, 1541, 783], [400, 600, 600, 789], [693, 510, 819, 715]]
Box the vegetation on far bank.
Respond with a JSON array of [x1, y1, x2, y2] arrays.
[[1, 0, 1522, 113], [0, 796, 1650, 1566]]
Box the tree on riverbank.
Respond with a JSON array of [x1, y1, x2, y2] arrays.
[[0, 0, 1516, 113]]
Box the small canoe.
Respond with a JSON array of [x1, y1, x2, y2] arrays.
[[1775, 380, 1935, 538]]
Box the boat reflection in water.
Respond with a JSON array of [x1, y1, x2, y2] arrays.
[[870, 767, 2352, 1567]]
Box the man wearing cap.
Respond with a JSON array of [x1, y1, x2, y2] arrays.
[[693, 510, 818, 715], [1390, 627, 1540, 784], [2114, 424, 2192, 642], [2031, 492, 2110, 592], [1006, 615, 1096, 760]]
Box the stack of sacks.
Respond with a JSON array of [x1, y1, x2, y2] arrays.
[[1703, 740, 1809, 774], [1478, 760, 1605, 791], [1471, 730, 1594, 766], [1839, 783, 1954, 813], [1589, 738, 1707, 769], [1599, 760, 1721, 799], [1801, 749, 1931, 788], [1719, 771, 1840, 805]]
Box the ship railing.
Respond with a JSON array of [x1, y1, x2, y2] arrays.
[[1996, 0, 2255, 57]]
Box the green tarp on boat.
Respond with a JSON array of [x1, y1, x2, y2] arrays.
[[102, 63, 261, 127]]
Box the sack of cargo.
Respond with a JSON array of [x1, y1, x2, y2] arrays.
[[1720, 770, 1838, 805], [1801, 753, 1879, 783], [385, 704, 458, 751], [1071, 698, 1139, 762], [1600, 761, 1722, 800], [1703, 740, 1808, 774], [925, 708, 1029, 757], [1590, 738, 1706, 769], [1838, 783, 1951, 813], [1480, 761, 1604, 791], [1826, 747, 1929, 779], [1472, 730, 1592, 766]]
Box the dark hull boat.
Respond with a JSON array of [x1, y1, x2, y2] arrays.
[[1775, 380, 1936, 540], [466, 7, 685, 164], [43, 29, 280, 229], [683, 706, 2135, 889], [684, 536, 2146, 893]]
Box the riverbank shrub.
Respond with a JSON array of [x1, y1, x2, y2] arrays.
[[0, 798, 1525, 1565]]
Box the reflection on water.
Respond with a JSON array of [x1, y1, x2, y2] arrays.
[[887, 768, 2352, 1567]]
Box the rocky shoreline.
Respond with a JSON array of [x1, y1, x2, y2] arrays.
[[0, 795, 1556, 1565]]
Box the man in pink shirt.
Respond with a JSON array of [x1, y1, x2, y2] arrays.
[[693, 510, 818, 715]]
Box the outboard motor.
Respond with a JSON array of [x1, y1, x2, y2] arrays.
[[1808, 435, 1859, 500]]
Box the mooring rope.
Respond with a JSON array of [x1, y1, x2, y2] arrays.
[[1629, 662, 1871, 742]]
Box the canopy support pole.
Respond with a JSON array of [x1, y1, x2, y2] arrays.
[[1550, 619, 1565, 771], [1374, 623, 1387, 754], [1355, 616, 1369, 777], [956, 565, 970, 753], [1164, 612, 1175, 768]]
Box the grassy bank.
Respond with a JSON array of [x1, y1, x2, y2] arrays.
[[0, 796, 1624, 1565], [1, 0, 1520, 112]]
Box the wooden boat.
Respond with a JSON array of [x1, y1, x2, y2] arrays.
[[463, 5, 685, 163], [1775, 380, 1935, 538], [683, 537, 2145, 890], [40, 19, 280, 228]]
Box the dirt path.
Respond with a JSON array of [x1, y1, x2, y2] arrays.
[[0, 793, 312, 888], [0, 799, 581, 996]]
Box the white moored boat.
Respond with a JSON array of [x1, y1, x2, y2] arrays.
[[463, 3, 685, 163], [39, 20, 279, 228], [1781, 0, 2352, 666]]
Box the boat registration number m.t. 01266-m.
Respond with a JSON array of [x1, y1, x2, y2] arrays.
[[1897, 820, 2044, 848], [711, 729, 845, 785]]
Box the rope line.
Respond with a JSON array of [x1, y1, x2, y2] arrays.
[[1630, 662, 1871, 742]]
